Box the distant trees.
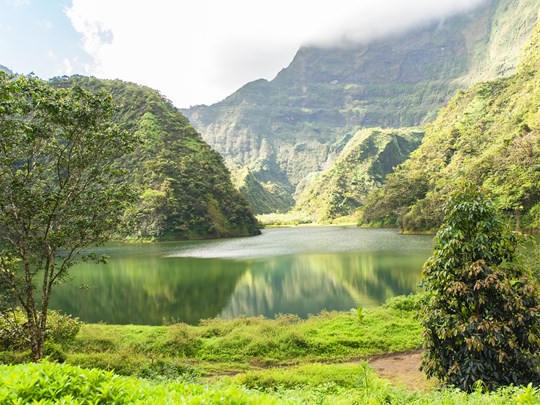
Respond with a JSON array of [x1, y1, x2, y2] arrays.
[[419, 182, 540, 391], [0, 73, 137, 360]]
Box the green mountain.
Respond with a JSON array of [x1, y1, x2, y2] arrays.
[[361, 21, 540, 232], [51, 76, 260, 239], [294, 128, 423, 222], [0, 65, 11, 74], [183, 0, 539, 214]]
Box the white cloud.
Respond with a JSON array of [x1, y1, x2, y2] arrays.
[[66, 0, 488, 108], [62, 58, 73, 75]]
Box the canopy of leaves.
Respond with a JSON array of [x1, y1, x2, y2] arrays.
[[0, 73, 138, 359]]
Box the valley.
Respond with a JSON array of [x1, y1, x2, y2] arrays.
[[183, 0, 539, 220]]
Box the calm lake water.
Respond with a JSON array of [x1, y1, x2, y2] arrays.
[[49, 226, 433, 325]]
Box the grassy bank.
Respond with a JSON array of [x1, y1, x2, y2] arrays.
[[66, 298, 422, 377], [1, 295, 539, 403]]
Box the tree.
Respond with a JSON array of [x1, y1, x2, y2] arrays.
[[0, 73, 137, 360], [419, 182, 540, 391]]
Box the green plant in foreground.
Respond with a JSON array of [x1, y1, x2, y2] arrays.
[[420, 182, 540, 391], [0, 361, 279, 404]]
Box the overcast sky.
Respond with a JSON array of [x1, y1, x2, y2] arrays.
[[1, 0, 488, 108]]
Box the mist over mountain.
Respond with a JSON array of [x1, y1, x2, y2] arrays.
[[183, 0, 539, 215]]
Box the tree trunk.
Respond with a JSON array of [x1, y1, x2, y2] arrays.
[[30, 324, 45, 361]]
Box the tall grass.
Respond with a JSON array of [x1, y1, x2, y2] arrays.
[[64, 306, 421, 375]]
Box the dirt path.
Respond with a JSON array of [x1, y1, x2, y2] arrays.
[[367, 350, 436, 391], [205, 350, 436, 391]]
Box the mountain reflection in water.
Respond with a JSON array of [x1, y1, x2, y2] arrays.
[[50, 227, 432, 325]]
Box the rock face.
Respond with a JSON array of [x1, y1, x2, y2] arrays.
[[183, 0, 539, 214]]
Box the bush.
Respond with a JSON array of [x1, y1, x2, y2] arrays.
[[0, 309, 80, 351], [136, 359, 200, 381], [163, 323, 202, 357], [419, 183, 540, 391], [384, 294, 425, 311]]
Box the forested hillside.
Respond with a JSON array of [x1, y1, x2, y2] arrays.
[[361, 22, 540, 232], [294, 128, 423, 222], [52, 76, 260, 239], [184, 0, 539, 214]]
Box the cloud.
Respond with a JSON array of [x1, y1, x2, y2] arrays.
[[62, 58, 73, 75], [66, 0, 489, 108]]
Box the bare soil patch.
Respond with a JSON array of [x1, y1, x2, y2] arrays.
[[367, 350, 436, 391]]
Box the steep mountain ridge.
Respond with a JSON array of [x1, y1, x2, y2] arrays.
[[183, 0, 539, 214], [294, 128, 423, 222], [361, 20, 540, 231], [51, 76, 260, 239]]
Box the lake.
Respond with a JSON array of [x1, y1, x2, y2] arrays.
[[49, 226, 433, 325]]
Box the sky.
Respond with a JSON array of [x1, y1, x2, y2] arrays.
[[0, 0, 488, 108]]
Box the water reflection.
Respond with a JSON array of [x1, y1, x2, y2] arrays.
[[51, 257, 246, 325], [49, 227, 432, 325], [219, 251, 427, 319]]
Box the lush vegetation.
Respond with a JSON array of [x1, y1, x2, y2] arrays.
[[361, 21, 540, 232], [184, 0, 538, 215], [2, 360, 540, 404], [0, 298, 539, 404], [0, 299, 419, 372], [67, 303, 421, 375], [0, 73, 138, 360], [51, 76, 260, 240], [419, 183, 540, 391], [294, 128, 423, 222]]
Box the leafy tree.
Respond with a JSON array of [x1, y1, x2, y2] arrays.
[[419, 182, 540, 391], [0, 73, 137, 360]]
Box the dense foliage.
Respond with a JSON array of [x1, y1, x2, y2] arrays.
[[1, 298, 539, 403], [0, 73, 137, 360], [419, 183, 540, 391], [51, 76, 260, 239], [0, 310, 80, 352], [361, 21, 540, 232], [294, 127, 423, 222], [0, 361, 538, 405]]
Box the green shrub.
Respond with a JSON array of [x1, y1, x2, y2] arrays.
[[46, 310, 82, 346], [136, 359, 200, 381], [420, 183, 540, 391], [384, 294, 425, 311], [0, 309, 80, 351], [43, 341, 67, 363], [163, 323, 203, 357], [0, 361, 279, 404]]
